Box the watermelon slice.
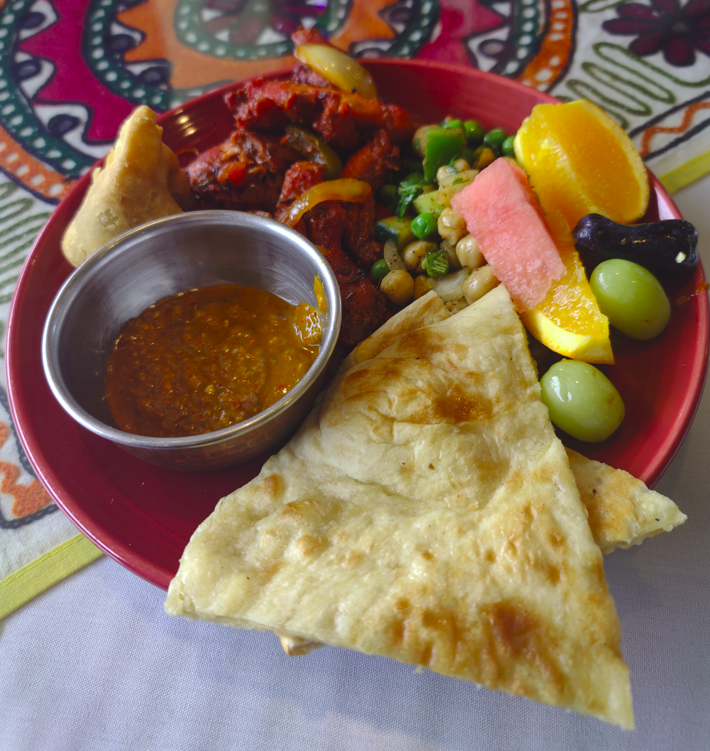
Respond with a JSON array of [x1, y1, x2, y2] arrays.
[[451, 159, 565, 311]]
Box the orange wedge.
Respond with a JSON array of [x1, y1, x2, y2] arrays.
[[520, 211, 614, 364], [514, 100, 649, 230]]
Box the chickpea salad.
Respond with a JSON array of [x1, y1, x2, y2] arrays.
[[370, 118, 512, 313]]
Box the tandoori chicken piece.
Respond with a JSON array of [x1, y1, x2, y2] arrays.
[[304, 208, 387, 348], [275, 167, 386, 347], [341, 129, 399, 193], [301, 194, 382, 269], [184, 25, 393, 348], [225, 80, 413, 153], [186, 127, 299, 211], [276, 161, 326, 213]]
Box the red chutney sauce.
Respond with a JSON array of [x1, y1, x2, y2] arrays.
[[105, 284, 322, 438]]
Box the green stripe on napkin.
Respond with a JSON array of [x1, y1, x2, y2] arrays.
[[0, 534, 103, 620], [660, 150, 710, 195]]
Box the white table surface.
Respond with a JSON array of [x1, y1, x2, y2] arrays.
[[2, 175, 709, 751]]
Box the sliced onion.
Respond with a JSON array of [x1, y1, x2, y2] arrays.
[[294, 44, 377, 99], [285, 179, 371, 227], [432, 269, 470, 302], [383, 240, 405, 271]]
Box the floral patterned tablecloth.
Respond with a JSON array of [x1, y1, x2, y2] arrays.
[[1, 0, 708, 617]]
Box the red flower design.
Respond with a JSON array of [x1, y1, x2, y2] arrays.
[[603, 0, 710, 66]]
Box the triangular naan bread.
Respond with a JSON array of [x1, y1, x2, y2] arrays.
[[279, 294, 685, 661], [347, 292, 686, 553], [166, 285, 634, 728]]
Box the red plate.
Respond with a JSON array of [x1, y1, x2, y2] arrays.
[[6, 60, 709, 590]]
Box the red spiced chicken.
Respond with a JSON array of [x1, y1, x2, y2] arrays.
[[185, 29, 413, 348]]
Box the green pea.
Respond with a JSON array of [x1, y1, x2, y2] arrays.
[[590, 259, 671, 340], [411, 212, 437, 239], [464, 120, 485, 146], [540, 360, 625, 443], [370, 258, 390, 283], [501, 135, 516, 157], [483, 128, 507, 150]]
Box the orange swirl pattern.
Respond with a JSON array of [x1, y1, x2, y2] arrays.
[[0, 424, 53, 519], [0, 124, 77, 202], [517, 0, 576, 90], [639, 101, 710, 158]]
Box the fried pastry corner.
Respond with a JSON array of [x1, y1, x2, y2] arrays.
[[61, 105, 193, 267]]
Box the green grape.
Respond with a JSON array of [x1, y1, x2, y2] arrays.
[[540, 360, 625, 443], [590, 259, 671, 340]]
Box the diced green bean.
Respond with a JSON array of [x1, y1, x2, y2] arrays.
[[424, 248, 450, 278]]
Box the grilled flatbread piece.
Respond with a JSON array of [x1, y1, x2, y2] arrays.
[[280, 293, 686, 659], [166, 286, 633, 728], [567, 450, 686, 553], [352, 292, 685, 553], [340, 291, 452, 371]]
